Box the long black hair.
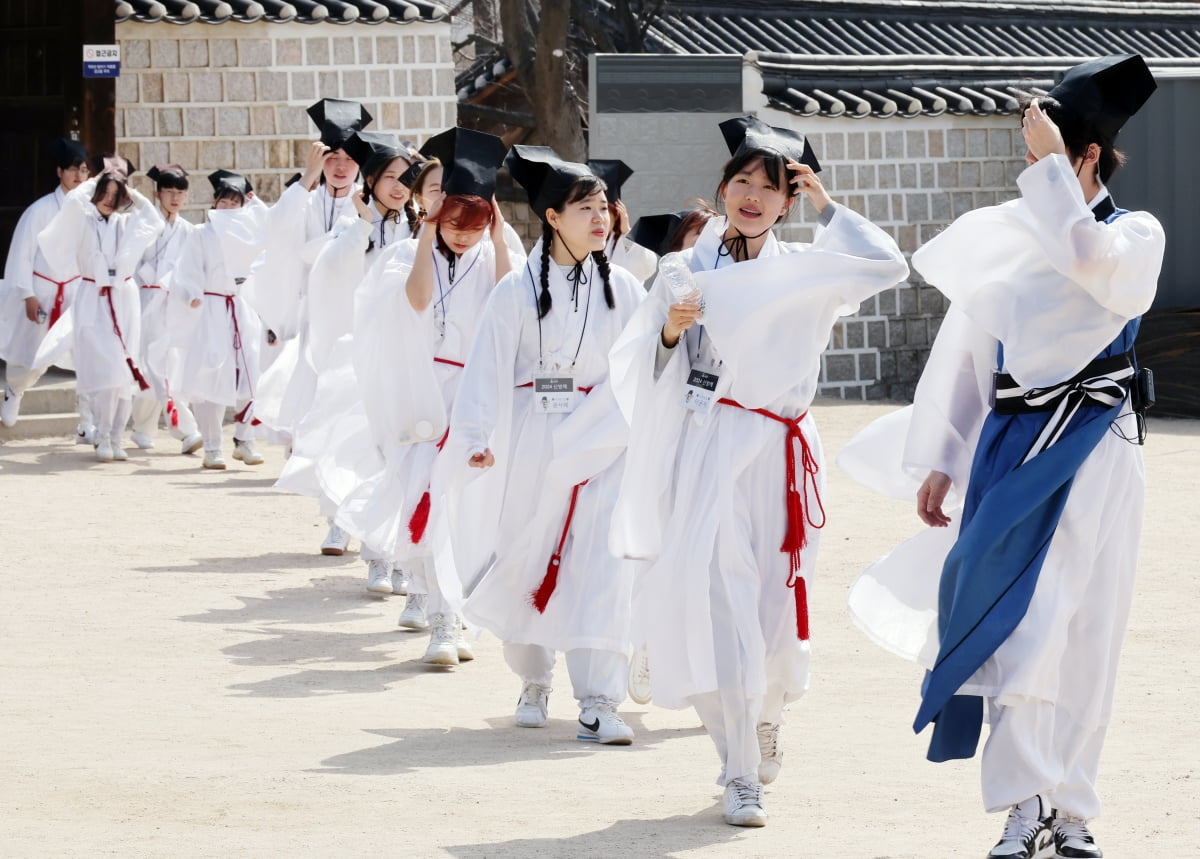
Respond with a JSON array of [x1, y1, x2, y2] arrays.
[[537, 175, 615, 320]]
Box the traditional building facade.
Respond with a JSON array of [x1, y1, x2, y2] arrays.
[[115, 2, 455, 218]]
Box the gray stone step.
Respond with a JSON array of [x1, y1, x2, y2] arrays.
[[0, 411, 81, 442]]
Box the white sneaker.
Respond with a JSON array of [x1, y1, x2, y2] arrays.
[[76, 424, 96, 445], [988, 796, 1053, 859], [131, 432, 155, 450], [1, 386, 20, 427], [723, 777, 767, 827], [628, 646, 652, 705], [390, 566, 409, 595], [397, 593, 429, 630], [757, 722, 782, 785], [232, 437, 264, 465], [577, 701, 634, 745], [455, 619, 474, 662], [180, 432, 203, 455], [321, 522, 349, 556], [1051, 814, 1102, 859], [366, 559, 393, 595], [94, 439, 115, 462], [110, 440, 129, 461], [202, 449, 226, 470], [515, 682, 550, 728], [422, 613, 459, 665]]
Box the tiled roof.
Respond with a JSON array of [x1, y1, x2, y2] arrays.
[[115, 0, 448, 26], [461, 0, 1200, 119], [650, 0, 1200, 119], [456, 53, 514, 102]]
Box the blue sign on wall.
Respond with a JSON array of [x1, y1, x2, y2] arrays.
[[83, 44, 121, 79]]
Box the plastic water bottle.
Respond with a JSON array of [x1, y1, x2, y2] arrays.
[[658, 252, 701, 305]]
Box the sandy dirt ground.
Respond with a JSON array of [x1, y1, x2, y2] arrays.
[[1, 400, 1196, 858]]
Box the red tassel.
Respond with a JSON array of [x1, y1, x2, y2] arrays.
[[166, 397, 180, 428], [127, 358, 151, 391], [408, 491, 432, 544], [793, 577, 810, 641], [531, 555, 561, 614]]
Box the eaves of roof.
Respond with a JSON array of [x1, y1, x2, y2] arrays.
[[114, 0, 448, 26]]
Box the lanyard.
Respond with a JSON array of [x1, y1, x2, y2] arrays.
[[691, 241, 728, 366], [525, 254, 594, 369], [432, 243, 481, 332]]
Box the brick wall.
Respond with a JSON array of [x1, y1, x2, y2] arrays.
[[589, 109, 1029, 401], [114, 20, 457, 222]]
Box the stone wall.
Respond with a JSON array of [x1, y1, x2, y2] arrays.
[[589, 107, 1029, 401], [114, 20, 457, 222]]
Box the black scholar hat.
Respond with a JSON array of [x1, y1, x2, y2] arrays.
[[629, 211, 688, 257], [587, 159, 634, 203], [49, 137, 88, 169], [719, 115, 821, 177], [344, 131, 407, 178], [147, 164, 189, 185], [504, 145, 596, 222], [1045, 53, 1157, 140], [208, 169, 252, 197], [418, 127, 508, 199], [307, 98, 373, 150]]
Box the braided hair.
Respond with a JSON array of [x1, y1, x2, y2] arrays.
[[536, 176, 616, 319]]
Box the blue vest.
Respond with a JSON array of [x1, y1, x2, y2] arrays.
[[917, 203, 1139, 762]]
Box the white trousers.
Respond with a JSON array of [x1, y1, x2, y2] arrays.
[[502, 642, 627, 710], [4, 363, 44, 398], [193, 400, 251, 452], [92, 388, 133, 445], [982, 698, 1107, 820]]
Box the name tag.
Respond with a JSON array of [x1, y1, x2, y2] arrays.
[[682, 368, 720, 415], [533, 374, 578, 414]]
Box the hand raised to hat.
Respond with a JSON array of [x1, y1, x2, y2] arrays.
[[301, 142, 332, 191], [1021, 99, 1067, 160], [787, 159, 832, 213], [488, 196, 506, 243], [613, 199, 632, 236]]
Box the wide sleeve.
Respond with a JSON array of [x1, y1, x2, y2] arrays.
[[4, 200, 46, 299], [609, 235, 659, 283], [608, 274, 691, 560], [1017, 154, 1164, 319], [307, 218, 372, 367], [37, 178, 97, 279], [243, 182, 310, 338], [114, 190, 165, 280]]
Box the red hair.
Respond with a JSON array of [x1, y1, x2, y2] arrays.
[[426, 194, 493, 232]]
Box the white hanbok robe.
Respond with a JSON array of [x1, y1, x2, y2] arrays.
[[606, 232, 659, 284], [135, 214, 197, 401], [273, 211, 413, 503], [839, 154, 1164, 817], [608, 210, 909, 712], [313, 234, 523, 563], [35, 178, 164, 396], [0, 187, 80, 374], [437, 244, 646, 654], [171, 201, 269, 407], [248, 182, 358, 435]]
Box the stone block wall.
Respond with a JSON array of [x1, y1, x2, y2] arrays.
[[114, 20, 457, 222], [589, 108, 1030, 401]]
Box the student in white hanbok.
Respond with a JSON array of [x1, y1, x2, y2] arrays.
[[36, 156, 164, 462], [247, 98, 369, 553], [128, 164, 202, 454], [1, 138, 90, 434], [437, 146, 645, 744], [331, 127, 518, 661], [588, 159, 659, 283], [172, 171, 268, 470], [839, 55, 1163, 859], [608, 116, 907, 826], [274, 131, 419, 591]]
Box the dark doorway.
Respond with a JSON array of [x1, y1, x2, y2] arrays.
[[0, 0, 114, 262]]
